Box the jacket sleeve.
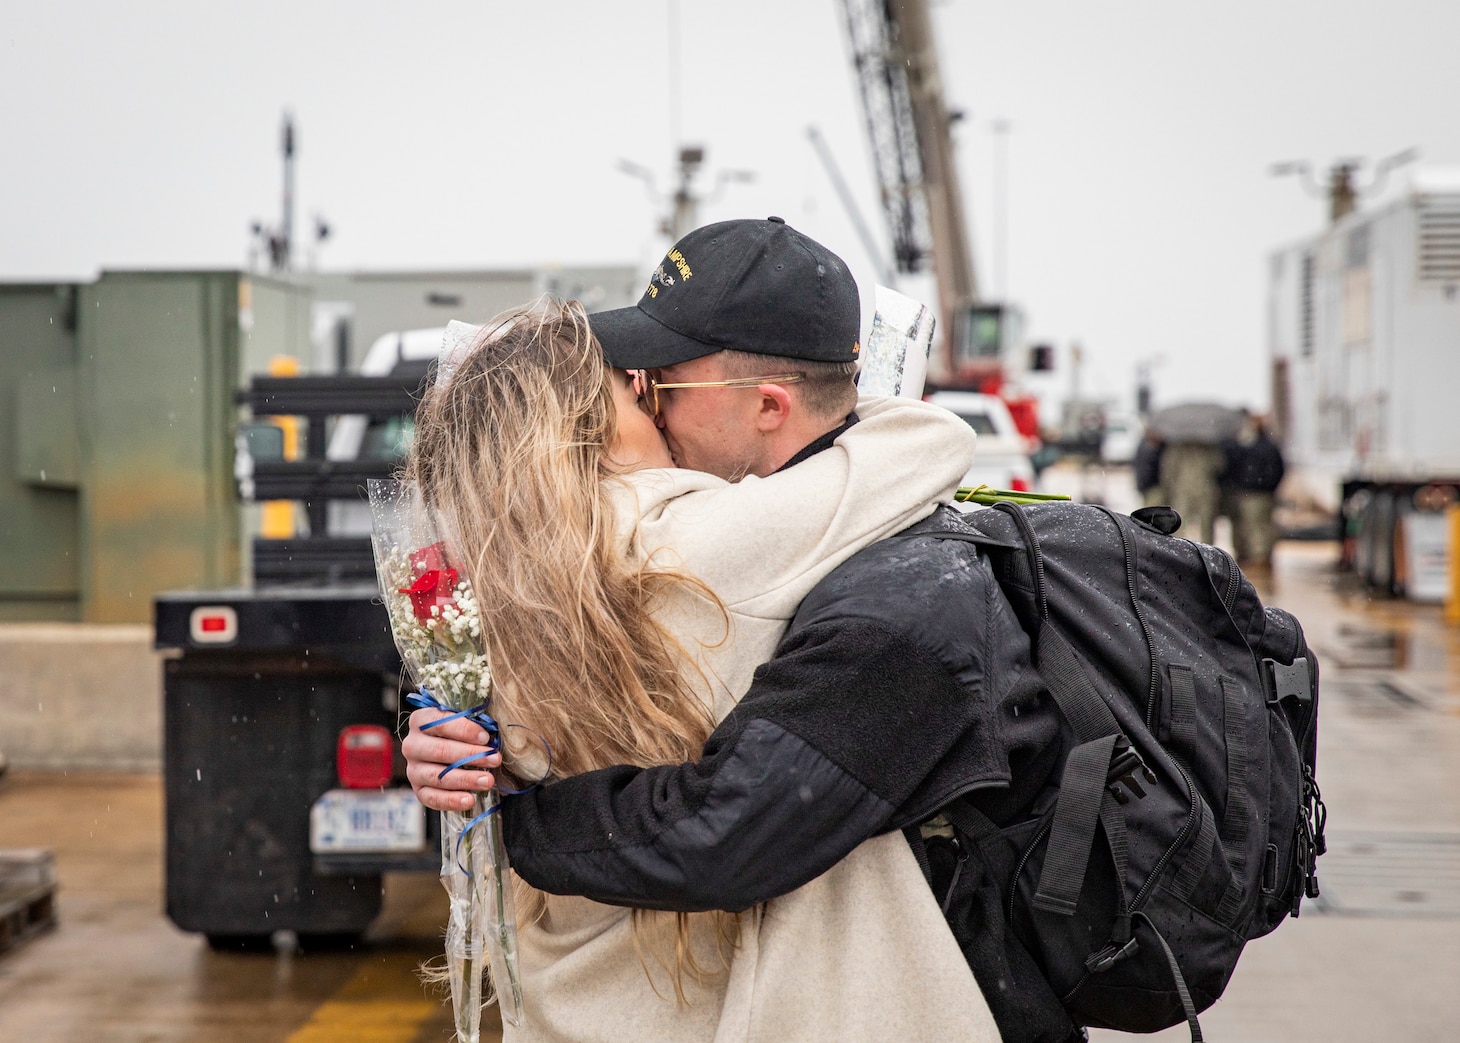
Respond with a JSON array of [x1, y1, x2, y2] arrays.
[[499, 614, 980, 913]]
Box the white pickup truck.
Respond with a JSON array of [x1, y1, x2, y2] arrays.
[[927, 390, 1038, 495]]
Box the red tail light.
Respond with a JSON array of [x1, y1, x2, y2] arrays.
[[1009, 477, 1032, 493], [336, 725, 394, 789]]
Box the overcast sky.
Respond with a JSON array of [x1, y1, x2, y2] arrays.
[[4, 1, 1458, 412]]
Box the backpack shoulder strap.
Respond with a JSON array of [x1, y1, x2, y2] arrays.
[[1035, 624, 1122, 742]]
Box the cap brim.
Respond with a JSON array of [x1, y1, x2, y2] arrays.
[[589, 305, 724, 370]]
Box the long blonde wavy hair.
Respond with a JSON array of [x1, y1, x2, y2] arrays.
[[407, 298, 736, 997]]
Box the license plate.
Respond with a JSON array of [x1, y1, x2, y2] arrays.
[[310, 788, 426, 853]]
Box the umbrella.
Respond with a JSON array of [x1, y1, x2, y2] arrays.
[[1147, 402, 1245, 444]]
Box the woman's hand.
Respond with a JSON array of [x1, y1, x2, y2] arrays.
[[402, 707, 503, 812]]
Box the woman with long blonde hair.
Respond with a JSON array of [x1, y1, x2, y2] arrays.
[[406, 297, 990, 1040]]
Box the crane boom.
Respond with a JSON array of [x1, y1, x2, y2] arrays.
[[837, 0, 934, 275], [836, 0, 978, 363]]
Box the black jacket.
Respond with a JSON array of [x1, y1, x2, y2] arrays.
[[501, 506, 1076, 1040], [1133, 438, 1164, 494], [1221, 433, 1285, 492]]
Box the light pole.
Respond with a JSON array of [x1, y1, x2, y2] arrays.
[[619, 147, 753, 242], [1271, 147, 1419, 225], [991, 118, 1010, 300], [250, 112, 328, 275]]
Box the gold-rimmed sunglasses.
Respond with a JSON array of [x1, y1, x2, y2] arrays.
[[630, 369, 806, 416]]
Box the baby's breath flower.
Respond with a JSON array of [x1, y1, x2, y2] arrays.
[[379, 546, 493, 714]]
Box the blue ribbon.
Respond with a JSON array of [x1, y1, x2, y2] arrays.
[[407, 687, 552, 876]]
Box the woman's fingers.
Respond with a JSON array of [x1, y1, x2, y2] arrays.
[[404, 752, 496, 788], [402, 706, 502, 810], [402, 731, 500, 772], [412, 782, 490, 813], [406, 756, 496, 805], [407, 706, 494, 745]]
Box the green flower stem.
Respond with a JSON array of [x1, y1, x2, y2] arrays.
[[484, 810, 524, 1018], [954, 485, 1072, 506]]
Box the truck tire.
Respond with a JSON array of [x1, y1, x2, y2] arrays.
[[1358, 489, 1398, 594], [205, 932, 276, 953], [296, 930, 365, 953]]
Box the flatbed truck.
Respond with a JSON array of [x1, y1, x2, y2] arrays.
[[155, 370, 435, 948]]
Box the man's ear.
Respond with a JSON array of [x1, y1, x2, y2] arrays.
[[753, 384, 794, 432]]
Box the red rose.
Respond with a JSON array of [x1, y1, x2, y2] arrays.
[[399, 542, 462, 623], [409, 541, 450, 575]]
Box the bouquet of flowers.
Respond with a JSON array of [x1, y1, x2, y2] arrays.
[[368, 478, 524, 1039]]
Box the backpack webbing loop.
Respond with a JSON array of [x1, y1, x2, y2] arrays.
[[1217, 675, 1254, 925], [1165, 664, 1198, 749], [1033, 734, 1120, 915]]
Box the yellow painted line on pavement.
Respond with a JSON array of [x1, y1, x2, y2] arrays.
[[286, 950, 441, 1043]]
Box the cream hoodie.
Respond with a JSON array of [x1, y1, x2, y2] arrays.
[[511, 395, 1001, 1043]]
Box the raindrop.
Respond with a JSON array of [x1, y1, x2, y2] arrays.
[[196, 768, 202, 781]]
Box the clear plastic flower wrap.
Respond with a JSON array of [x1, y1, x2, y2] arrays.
[[856, 284, 936, 399], [368, 477, 524, 1038]]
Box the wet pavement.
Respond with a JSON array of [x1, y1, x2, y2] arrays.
[[1082, 538, 1460, 1041], [2, 462, 1459, 1041], [1062, 462, 1460, 1041], [0, 768, 501, 1043]]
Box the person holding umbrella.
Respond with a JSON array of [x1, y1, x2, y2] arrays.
[[1148, 402, 1244, 544]]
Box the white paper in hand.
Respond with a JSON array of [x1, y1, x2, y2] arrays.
[[856, 285, 936, 399]]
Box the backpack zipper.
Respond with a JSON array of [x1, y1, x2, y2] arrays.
[[1008, 816, 1055, 926], [995, 502, 1048, 621], [1130, 760, 1201, 910], [1219, 551, 1240, 613], [1095, 507, 1161, 729]]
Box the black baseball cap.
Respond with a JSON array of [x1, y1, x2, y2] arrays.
[[591, 217, 861, 369]]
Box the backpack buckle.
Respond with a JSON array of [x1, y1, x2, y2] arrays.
[[1106, 737, 1157, 804], [1085, 935, 1140, 974], [1263, 657, 1312, 706]]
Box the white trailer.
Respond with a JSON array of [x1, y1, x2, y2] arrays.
[[1268, 168, 1460, 596]]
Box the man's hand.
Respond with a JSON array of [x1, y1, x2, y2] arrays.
[[402, 707, 502, 812]]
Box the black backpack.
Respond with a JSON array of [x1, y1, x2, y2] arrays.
[[913, 502, 1325, 1043]]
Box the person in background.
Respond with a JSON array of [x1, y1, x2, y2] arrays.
[[1221, 410, 1286, 567], [1159, 437, 1225, 544], [1132, 428, 1166, 507]]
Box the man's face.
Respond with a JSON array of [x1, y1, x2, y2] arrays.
[[650, 354, 763, 481]]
